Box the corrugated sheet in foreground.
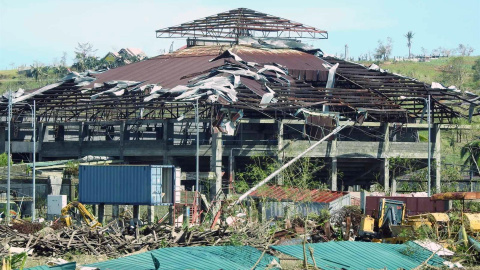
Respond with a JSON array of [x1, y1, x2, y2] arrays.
[[85, 246, 279, 270], [272, 241, 444, 270]]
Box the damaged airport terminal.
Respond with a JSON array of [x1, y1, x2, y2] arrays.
[[1, 8, 479, 208]]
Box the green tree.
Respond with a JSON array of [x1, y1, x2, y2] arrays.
[[74, 42, 97, 72], [461, 140, 480, 175], [404, 31, 414, 58], [30, 62, 44, 81], [374, 37, 393, 61], [440, 57, 469, 88], [472, 58, 480, 82]]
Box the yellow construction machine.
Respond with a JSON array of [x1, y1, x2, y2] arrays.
[[358, 198, 450, 241], [61, 201, 101, 228], [431, 192, 480, 233]]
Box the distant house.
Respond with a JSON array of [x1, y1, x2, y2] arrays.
[[118, 48, 147, 59], [103, 51, 120, 63], [102, 48, 147, 64]]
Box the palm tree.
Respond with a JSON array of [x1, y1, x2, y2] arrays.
[[30, 64, 44, 81], [404, 31, 415, 58]]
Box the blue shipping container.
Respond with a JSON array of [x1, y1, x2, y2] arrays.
[[79, 165, 175, 205]]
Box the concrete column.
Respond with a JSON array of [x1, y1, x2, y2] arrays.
[[112, 205, 119, 219], [98, 204, 105, 224], [119, 121, 125, 160], [147, 206, 155, 224], [92, 205, 98, 216], [381, 123, 390, 156], [384, 158, 390, 193], [210, 132, 223, 199], [277, 121, 284, 185], [163, 121, 173, 164], [78, 122, 85, 158], [434, 124, 441, 194], [37, 123, 45, 161], [257, 201, 266, 223], [330, 157, 338, 191], [133, 205, 140, 220], [168, 205, 174, 225], [0, 125, 5, 153]]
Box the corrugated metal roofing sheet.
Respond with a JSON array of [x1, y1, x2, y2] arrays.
[[271, 241, 445, 270], [85, 246, 278, 270], [93, 45, 329, 88], [250, 185, 348, 203]]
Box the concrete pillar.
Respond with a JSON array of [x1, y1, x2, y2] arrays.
[[37, 123, 45, 161], [112, 205, 119, 219], [98, 204, 105, 224], [330, 157, 338, 191], [147, 206, 155, 224], [163, 121, 173, 164], [55, 125, 65, 142], [384, 158, 390, 193], [210, 132, 223, 199], [257, 201, 266, 223], [277, 121, 284, 185], [360, 191, 366, 214], [168, 205, 174, 225], [92, 205, 98, 216], [78, 122, 85, 158], [434, 124, 441, 194], [119, 121, 125, 160], [133, 205, 140, 220], [0, 125, 5, 153]]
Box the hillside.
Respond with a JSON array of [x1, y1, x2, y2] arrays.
[[359, 56, 480, 93]]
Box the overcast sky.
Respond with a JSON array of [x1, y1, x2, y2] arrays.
[[1, 0, 479, 69]]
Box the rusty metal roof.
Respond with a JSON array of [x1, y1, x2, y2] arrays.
[[93, 54, 222, 88], [235, 46, 329, 72], [250, 185, 347, 203], [93, 45, 329, 88]]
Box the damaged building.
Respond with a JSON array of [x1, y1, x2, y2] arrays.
[[1, 8, 479, 200]]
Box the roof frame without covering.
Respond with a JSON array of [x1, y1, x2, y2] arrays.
[[156, 8, 328, 42]]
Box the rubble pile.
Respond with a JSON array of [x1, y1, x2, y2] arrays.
[[0, 221, 271, 258]]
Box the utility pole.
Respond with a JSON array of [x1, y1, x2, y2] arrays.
[[6, 89, 12, 223], [427, 95, 431, 197], [345, 44, 349, 60], [31, 100, 36, 220], [195, 99, 199, 196]]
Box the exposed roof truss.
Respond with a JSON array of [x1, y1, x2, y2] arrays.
[[156, 8, 328, 41]]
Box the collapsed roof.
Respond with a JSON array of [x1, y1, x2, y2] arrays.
[[1, 8, 479, 126]]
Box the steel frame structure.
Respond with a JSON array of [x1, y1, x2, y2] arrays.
[[156, 8, 328, 42]]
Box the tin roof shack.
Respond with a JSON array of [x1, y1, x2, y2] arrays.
[[249, 185, 350, 221]]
